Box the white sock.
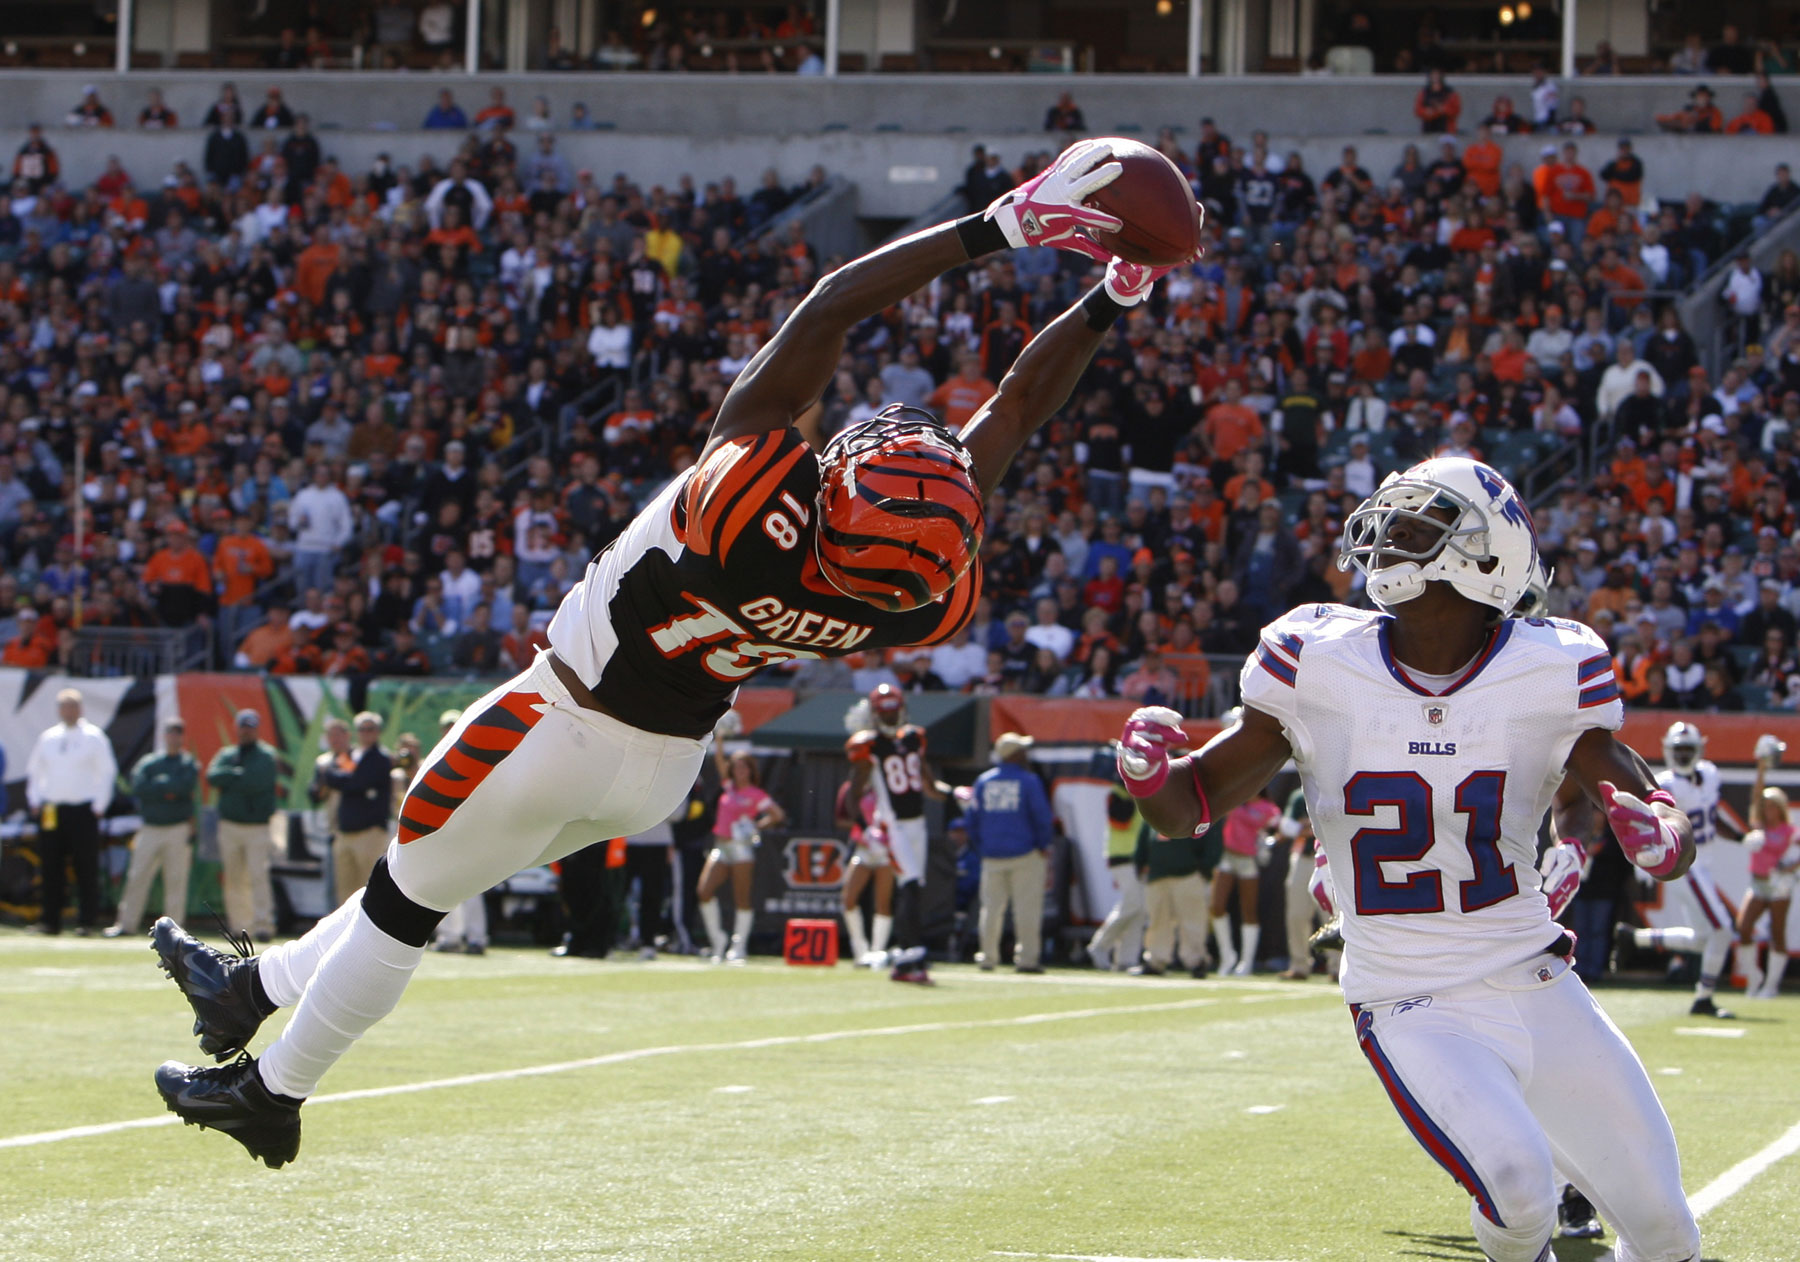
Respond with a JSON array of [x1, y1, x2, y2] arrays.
[[1697, 930, 1733, 998], [1237, 924, 1260, 972], [1762, 951, 1790, 997], [1212, 917, 1238, 970], [844, 908, 869, 960], [1639, 925, 1699, 951], [871, 913, 893, 954], [258, 891, 365, 1009], [699, 899, 726, 953], [730, 910, 754, 949], [258, 907, 424, 1100], [1738, 943, 1764, 996]]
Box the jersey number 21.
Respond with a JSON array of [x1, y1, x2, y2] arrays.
[[1346, 770, 1518, 915]]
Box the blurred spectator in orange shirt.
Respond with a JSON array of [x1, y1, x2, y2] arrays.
[[214, 512, 275, 609], [1726, 92, 1777, 134], [927, 356, 998, 429], [501, 604, 550, 672], [1599, 137, 1645, 208], [294, 227, 343, 306], [235, 605, 298, 672], [142, 525, 213, 626], [1414, 69, 1461, 134], [1202, 380, 1265, 464], [1, 608, 49, 667], [1656, 84, 1724, 134], [1462, 124, 1503, 198]]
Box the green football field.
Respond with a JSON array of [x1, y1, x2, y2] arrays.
[[2, 929, 1797, 1262]]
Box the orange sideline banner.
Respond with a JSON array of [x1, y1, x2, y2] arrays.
[[734, 688, 795, 734]]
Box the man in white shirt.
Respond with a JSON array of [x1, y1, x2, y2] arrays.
[[1595, 339, 1665, 421], [1525, 304, 1575, 370], [438, 550, 483, 627], [287, 464, 353, 601], [25, 688, 118, 935], [1723, 253, 1764, 343], [1023, 596, 1075, 662], [930, 622, 990, 690]]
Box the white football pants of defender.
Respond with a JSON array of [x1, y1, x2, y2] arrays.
[[1634, 862, 1737, 999], [256, 653, 706, 1100], [1353, 952, 1699, 1262], [1087, 862, 1146, 970]]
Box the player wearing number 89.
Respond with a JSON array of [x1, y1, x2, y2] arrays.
[[845, 685, 951, 971], [1117, 456, 1701, 1262], [150, 141, 1192, 1165]]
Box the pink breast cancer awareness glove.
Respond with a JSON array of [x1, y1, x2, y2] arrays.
[[1308, 851, 1336, 918], [985, 140, 1124, 253], [1116, 705, 1187, 798], [1101, 257, 1177, 306], [1537, 841, 1586, 919], [1602, 782, 1683, 878]]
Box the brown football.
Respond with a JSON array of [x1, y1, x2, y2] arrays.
[[1082, 137, 1204, 267]]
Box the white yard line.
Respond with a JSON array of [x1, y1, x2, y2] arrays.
[[992, 1253, 1299, 1262], [1689, 1116, 1800, 1219], [2, 994, 1266, 1152]]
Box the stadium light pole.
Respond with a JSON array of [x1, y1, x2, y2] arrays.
[[1561, 0, 1577, 79], [115, 0, 132, 73], [1187, 0, 1202, 76], [466, 0, 481, 73], [824, 0, 839, 76]]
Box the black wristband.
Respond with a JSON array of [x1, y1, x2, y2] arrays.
[[955, 213, 1010, 259], [1081, 285, 1129, 331]]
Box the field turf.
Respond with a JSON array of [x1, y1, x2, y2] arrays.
[[2, 929, 1796, 1261]]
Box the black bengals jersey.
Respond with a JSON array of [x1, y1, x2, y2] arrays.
[[847, 724, 930, 821], [547, 428, 980, 739]]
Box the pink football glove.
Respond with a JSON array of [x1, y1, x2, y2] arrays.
[[1308, 851, 1336, 918], [985, 140, 1124, 253], [1101, 258, 1176, 306], [1538, 841, 1585, 919], [1602, 782, 1683, 878], [1116, 705, 1186, 798]]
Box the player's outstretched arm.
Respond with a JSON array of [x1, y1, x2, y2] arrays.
[[1117, 705, 1293, 839], [1564, 728, 1696, 880], [705, 144, 1124, 458], [962, 258, 1168, 496]]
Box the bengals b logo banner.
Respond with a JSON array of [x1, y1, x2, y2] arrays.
[[783, 838, 847, 888]]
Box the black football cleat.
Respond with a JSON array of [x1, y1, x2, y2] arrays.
[[1558, 1185, 1604, 1239], [1309, 916, 1345, 955], [155, 1055, 302, 1169], [1690, 995, 1736, 1019], [888, 945, 934, 985], [151, 917, 271, 1061]]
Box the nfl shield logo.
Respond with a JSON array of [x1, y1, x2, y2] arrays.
[[1424, 704, 1447, 726]]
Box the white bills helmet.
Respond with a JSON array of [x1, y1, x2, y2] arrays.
[[1339, 457, 1541, 616], [1663, 721, 1705, 775]]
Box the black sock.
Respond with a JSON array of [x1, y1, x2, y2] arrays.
[[248, 961, 278, 1017]]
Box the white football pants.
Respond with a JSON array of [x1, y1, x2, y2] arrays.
[[1352, 951, 1699, 1262]]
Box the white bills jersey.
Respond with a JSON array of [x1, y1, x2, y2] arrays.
[[1240, 604, 1622, 1005], [1655, 762, 1723, 848]]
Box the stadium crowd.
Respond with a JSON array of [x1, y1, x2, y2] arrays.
[[5, 94, 1800, 716]]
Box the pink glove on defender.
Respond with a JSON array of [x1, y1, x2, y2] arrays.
[[1116, 705, 1186, 797], [1602, 783, 1683, 878]]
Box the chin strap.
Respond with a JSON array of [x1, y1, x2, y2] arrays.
[[1367, 561, 1427, 607]]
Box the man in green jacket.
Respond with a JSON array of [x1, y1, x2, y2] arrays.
[[1130, 820, 1217, 978], [207, 709, 280, 941], [107, 717, 200, 937]]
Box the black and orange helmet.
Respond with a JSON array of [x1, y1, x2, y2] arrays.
[[816, 406, 984, 613], [869, 683, 905, 732]]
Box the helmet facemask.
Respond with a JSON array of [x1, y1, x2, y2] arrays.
[[1340, 479, 1492, 609]]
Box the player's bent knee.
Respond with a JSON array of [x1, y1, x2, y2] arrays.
[[362, 857, 449, 948], [1617, 1209, 1700, 1262]]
